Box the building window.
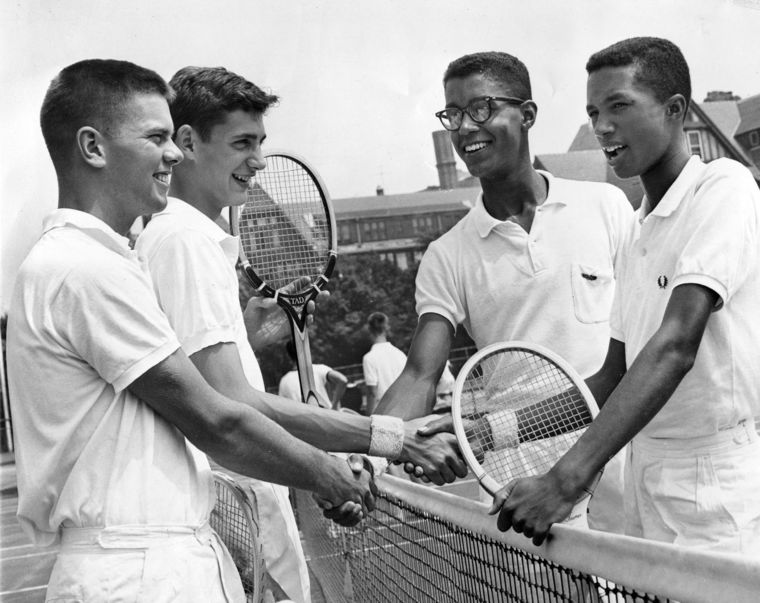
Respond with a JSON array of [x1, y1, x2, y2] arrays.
[[686, 131, 703, 158], [749, 130, 760, 148]]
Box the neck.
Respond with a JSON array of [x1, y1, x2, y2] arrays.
[[480, 166, 546, 222], [58, 182, 132, 235], [170, 173, 222, 222], [640, 140, 691, 211]]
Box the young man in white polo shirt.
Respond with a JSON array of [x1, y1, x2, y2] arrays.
[[376, 52, 632, 533], [495, 37, 760, 555], [7, 59, 379, 603], [136, 66, 467, 602]]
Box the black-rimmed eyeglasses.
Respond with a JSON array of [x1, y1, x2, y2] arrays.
[[435, 96, 527, 131]]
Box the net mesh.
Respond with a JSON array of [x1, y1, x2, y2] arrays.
[[237, 154, 332, 290], [293, 481, 671, 603], [461, 347, 594, 486], [210, 474, 265, 603]]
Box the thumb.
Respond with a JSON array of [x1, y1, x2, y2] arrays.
[[417, 414, 453, 436]]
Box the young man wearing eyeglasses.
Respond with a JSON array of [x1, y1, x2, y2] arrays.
[[375, 51, 632, 534]]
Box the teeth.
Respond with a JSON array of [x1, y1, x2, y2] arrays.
[[154, 173, 170, 184], [464, 142, 488, 153], [603, 145, 624, 153], [232, 174, 251, 183]]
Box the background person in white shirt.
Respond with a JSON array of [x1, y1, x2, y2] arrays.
[[279, 341, 348, 409], [495, 37, 760, 555], [362, 312, 408, 414], [375, 52, 631, 534], [7, 59, 378, 603]]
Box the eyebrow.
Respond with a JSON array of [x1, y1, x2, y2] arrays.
[[586, 92, 630, 112]]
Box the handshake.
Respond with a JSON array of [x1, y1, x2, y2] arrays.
[[311, 414, 470, 527]]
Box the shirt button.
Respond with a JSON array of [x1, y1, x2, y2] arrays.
[[641, 248, 647, 256]]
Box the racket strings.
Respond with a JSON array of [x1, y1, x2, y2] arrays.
[[238, 156, 331, 291], [461, 349, 593, 483]]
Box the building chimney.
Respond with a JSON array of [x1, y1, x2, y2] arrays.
[[376, 185, 384, 196], [704, 90, 741, 102], [432, 130, 458, 190]]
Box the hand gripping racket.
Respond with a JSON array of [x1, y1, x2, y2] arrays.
[[210, 472, 265, 602], [451, 341, 601, 525], [230, 152, 337, 406]]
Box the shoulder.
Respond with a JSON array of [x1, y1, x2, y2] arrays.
[[701, 158, 758, 188], [139, 218, 219, 262]]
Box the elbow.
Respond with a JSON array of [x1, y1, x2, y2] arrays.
[[659, 336, 699, 378]]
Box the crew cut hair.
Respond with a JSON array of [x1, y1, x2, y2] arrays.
[[586, 37, 691, 107], [367, 312, 389, 337], [443, 52, 532, 100], [169, 66, 279, 141], [40, 59, 172, 169]]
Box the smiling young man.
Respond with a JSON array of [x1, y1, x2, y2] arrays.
[[7, 59, 381, 603], [136, 66, 466, 603], [493, 38, 760, 555], [375, 52, 632, 534]]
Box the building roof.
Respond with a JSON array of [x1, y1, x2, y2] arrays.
[[568, 123, 598, 151], [699, 100, 741, 138], [533, 150, 643, 207], [736, 93, 760, 136], [332, 187, 480, 220]]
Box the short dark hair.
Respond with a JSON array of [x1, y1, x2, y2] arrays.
[[40, 59, 172, 170], [168, 66, 279, 141], [586, 37, 691, 107], [367, 312, 389, 337], [443, 52, 532, 100]]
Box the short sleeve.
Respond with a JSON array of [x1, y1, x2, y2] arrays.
[[362, 354, 377, 387], [146, 229, 239, 355], [57, 257, 179, 392], [671, 168, 758, 307], [415, 240, 465, 329]]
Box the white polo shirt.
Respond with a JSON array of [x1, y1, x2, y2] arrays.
[[279, 364, 332, 405], [611, 157, 760, 439], [7, 209, 212, 547], [416, 171, 632, 378], [136, 198, 264, 388], [362, 342, 407, 400]]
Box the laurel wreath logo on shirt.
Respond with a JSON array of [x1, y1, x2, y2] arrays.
[[657, 275, 669, 289]]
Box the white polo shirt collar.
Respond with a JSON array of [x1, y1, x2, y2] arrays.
[[638, 155, 704, 223], [43, 208, 134, 258], [158, 197, 240, 266], [472, 170, 567, 238]]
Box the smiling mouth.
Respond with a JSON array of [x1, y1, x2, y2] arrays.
[[154, 172, 171, 186], [232, 174, 252, 185], [602, 144, 626, 160], [463, 141, 490, 154]]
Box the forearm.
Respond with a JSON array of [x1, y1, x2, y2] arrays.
[[374, 313, 454, 419], [552, 331, 697, 490]]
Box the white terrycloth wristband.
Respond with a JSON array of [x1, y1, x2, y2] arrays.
[[485, 409, 519, 450], [369, 415, 405, 460]]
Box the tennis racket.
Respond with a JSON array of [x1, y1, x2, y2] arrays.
[[210, 472, 265, 602], [451, 341, 601, 525], [230, 152, 337, 407]]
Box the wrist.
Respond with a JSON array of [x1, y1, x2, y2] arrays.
[[368, 415, 404, 460]]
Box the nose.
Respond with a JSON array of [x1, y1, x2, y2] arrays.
[[592, 113, 613, 139], [458, 112, 481, 134], [164, 138, 184, 165], [246, 149, 266, 171]]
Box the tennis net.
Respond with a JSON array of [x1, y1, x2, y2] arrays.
[[292, 475, 760, 603]]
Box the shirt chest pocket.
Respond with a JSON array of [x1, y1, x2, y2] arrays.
[[570, 263, 615, 324]]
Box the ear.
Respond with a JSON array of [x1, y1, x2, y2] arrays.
[[76, 126, 106, 168], [520, 100, 538, 131], [174, 124, 197, 158], [665, 94, 688, 121]]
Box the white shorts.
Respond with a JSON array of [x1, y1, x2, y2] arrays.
[[46, 523, 245, 602], [625, 419, 760, 556]]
